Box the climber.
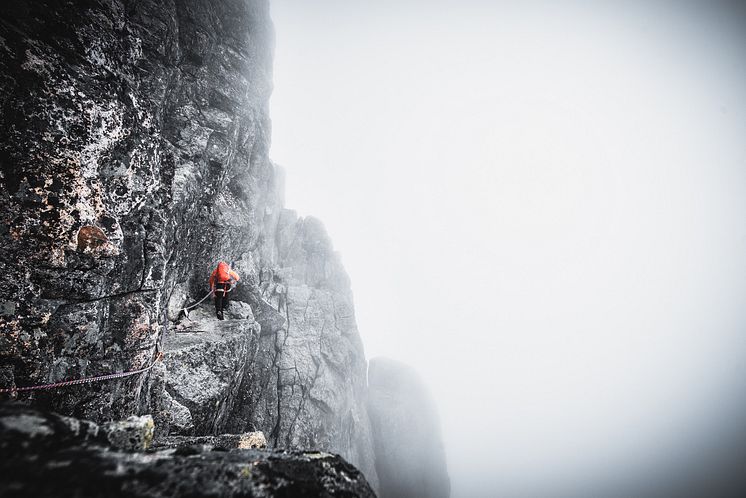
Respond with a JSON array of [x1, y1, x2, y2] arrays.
[[209, 261, 240, 320]]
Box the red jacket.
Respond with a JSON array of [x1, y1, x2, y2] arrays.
[[209, 262, 240, 289]]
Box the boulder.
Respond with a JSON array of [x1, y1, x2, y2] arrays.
[[101, 415, 155, 451]]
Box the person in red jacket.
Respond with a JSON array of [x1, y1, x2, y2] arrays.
[[209, 261, 240, 320]]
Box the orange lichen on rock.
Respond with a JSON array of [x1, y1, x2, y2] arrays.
[[76, 225, 109, 252]]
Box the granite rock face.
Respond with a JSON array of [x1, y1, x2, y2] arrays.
[[368, 357, 451, 498], [226, 213, 378, 488], [0, 0, 379, 489], [0, 404, 376, 498], [158, 309, 259, 436], [156, 213, 379, 486], [0, 0, 274, 422]]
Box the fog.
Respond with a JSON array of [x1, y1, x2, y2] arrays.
[[269, 1, 746, 496]]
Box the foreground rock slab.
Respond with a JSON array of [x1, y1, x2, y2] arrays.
[[0, 404, 375, 498]]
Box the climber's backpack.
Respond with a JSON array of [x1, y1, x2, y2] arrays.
[[216, 263, 232, 283]]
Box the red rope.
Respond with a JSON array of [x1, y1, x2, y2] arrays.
[[0, 352, 164, 395]]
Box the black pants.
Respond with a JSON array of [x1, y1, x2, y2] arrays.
[[214, 282, 230, 318]]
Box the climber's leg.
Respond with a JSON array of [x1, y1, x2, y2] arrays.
[[223, 285, 230, 311], [215, 286, 224, 319]]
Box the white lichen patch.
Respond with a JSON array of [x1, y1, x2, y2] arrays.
[[304, 451, 334, 460], [80, 102, 127, 179], [85, 44, 110, 68], [238, 432, 267, 449], [128, 92, 152, 130], [129, 36, 143, 61], [21, 48, 51, 76], [48, 247, 66, 267]]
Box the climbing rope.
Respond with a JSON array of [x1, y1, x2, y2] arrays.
[[179, 283, 236, 319], [0, 352, 164, 395], [180, 289, 214, 315]]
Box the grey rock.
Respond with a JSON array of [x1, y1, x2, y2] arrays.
[[162, 312, 259, 435], [0, 0, 274, 422], [368, 357, 451, 498], [152, 431, 268, 450], [0, 403, 100, 447], [227, 215, 379, 490], [101, 415, 155, 451], [0, 300, 15, 316], [0, 0, 382, 491], [0, 365, 14, 394], [159, 389, 194, 435], [226, 300, 257, 321], [0, 404, 376, 498], [166, 283, 190, 322]]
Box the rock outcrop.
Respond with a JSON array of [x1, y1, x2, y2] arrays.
[[367, 357, 451, 498], [153, 212, 378, 487], [0, 404, 376, 498], [225, 214, 378, 485], [0, 0, 378, 490], [158, 307, 259, 436]]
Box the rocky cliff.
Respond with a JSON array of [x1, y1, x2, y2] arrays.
[[0, 0, 377, 490], [368, 357, 451, 498]]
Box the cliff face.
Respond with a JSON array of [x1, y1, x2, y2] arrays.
[[154, 210, 377, 486], [368, 357, 451, 498], [0, 0, 376, 489], [227, 213, 377, 476], [0, 0, 274, 419]]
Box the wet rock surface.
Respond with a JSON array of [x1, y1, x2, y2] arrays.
[[367, 357, 450, 498], [0, 404, 376, 498]]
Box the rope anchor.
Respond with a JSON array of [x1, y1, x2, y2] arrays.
[[0, 352, 164, 395]]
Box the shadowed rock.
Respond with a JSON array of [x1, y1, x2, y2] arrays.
[[0, 404, 376, 498]]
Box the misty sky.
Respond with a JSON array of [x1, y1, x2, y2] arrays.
[[268, 1, 746, 496]]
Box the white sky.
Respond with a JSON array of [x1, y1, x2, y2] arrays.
[[268, 1, 746, 496]]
